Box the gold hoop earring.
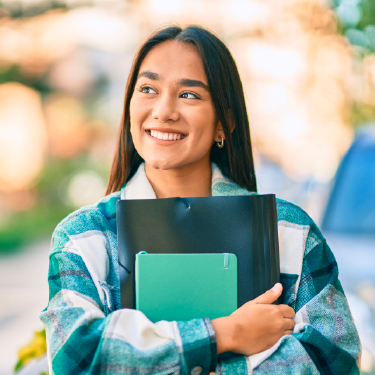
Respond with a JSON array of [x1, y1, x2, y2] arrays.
[[217, 136, 224, 148]]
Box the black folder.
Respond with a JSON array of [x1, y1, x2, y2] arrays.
[[117, 194, 280, 309]]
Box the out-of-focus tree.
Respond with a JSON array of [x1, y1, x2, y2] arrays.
[[331, 0, 375, 53], [330, 0, 375, 127], [1, 0, 375, 251], [0, 5, 115, 251]]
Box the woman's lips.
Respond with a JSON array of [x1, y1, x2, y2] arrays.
[[145, 129, 187, 144]]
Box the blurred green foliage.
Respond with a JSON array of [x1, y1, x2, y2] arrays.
[[1, 0, 375, 253], [350, 102, 375, 128], [331, 0, 375, 53], [0, 8, 109, 252], [330, 0, 375, 129], [357, 0, 375, 30], [0, 64, 52, 94], [0, 156, 107, 252], [0, 204, 72, 252], [0, 0, 67, 18]]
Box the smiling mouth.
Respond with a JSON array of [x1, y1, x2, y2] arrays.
[[146, 129, 186, 141]]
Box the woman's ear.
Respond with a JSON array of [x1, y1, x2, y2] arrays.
[[214, 110, 235, 142], [214, 122, 225, 142]]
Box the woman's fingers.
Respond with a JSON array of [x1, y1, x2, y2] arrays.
[[253, 283, 283, 304], [279, 304, 295, 318], [284, 318, 295, 331], [220, 288, 297, 356]]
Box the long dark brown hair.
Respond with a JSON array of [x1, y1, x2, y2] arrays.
[[105, 25, 257, 195]]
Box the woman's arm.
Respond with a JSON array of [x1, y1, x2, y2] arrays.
[[212, 219, 361, 374], [40, 216, 217, 375], [249, 238, 361, 374]]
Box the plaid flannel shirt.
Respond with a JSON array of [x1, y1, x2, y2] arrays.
[[40, 163, 361, 374]]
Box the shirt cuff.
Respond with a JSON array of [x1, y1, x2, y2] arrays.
[[176, 317, 218, 374], [217, 352, 248, 374]]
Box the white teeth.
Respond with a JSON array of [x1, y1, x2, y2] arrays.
[[148, 130, 184, 141]]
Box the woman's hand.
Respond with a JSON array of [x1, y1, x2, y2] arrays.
[[211, 283, 295, 356]]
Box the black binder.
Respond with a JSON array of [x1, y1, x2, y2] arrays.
[[117, 194, 280, 309]]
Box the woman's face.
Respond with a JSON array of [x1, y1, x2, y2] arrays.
[[129, 40, 223, 171]]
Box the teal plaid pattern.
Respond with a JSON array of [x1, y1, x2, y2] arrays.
[[40, 173, 361, 375]]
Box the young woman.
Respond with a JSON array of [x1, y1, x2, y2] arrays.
[[40, 25, 361, 374]]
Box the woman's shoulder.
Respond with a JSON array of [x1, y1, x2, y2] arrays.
[[275, 197, 314, 226], [54, 190, 121, 238], [249, 192, 319, 231], [275, 197, 326, 258]]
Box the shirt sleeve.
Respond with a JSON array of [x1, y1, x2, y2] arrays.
[[40, 224, 217, 375], [215, 221, 361, 375]]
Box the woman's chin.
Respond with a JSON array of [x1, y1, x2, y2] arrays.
[[144, 159, 183, 171]]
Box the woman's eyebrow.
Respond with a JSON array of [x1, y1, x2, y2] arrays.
[[178, 78, 210, 92], [137, 71, 160, 80], [137, 71, 210, 92]]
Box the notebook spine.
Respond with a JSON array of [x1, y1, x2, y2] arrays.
[[251, 198, 260, 300], [264, 195, 280, 290], [270, 196, 280, 284], [259, 197, 267, 297], [261, 196, 272, 293], [252, 195, 280, 299]]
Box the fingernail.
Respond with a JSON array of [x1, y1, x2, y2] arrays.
[[271, 283, 281, 292]]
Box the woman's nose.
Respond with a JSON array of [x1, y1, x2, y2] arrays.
[[152, 94, 180, 123]]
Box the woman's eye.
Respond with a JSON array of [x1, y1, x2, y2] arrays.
[[181, 92, 199, 99], [140, 86, 156, 94]]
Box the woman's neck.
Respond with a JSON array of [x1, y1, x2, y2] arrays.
[[144, 159, 212, 198]]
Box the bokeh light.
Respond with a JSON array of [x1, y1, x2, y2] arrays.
[[0, 0, 371, 226], [67, 170, 106, 207], [1, 1, 375, 374], [0, 83, 47, 193]]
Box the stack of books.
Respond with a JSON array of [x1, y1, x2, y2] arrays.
[[117, 194, 280, 321]]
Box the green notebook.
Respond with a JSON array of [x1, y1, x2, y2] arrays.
[[135, 253, 238, 322]]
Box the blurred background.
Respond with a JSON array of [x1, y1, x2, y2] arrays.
[[0, 0, 375, 373]]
